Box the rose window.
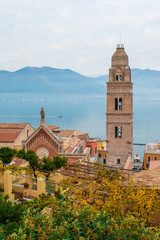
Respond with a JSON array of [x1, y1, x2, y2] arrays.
[[36, 147, 49, 159]]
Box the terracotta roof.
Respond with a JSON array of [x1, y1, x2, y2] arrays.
[[87, 138, 97, 142], [47, 125, 59, 131], [133, 169, 160, 187], [0, 128, 23, 142], [61, 137, 81, 153], [149, 161, 160, 171], [11, 157, 27, 167], [0, 123, 28, 142], [0, 123, 27, 129], [76, 133, 89, 140], [58, 130, 82, 137]]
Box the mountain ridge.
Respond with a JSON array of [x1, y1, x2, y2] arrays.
[[0, 67, 159, 99]]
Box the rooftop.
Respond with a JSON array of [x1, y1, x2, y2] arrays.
[[58, 129, 82, 137], [0, 123, 28, 142], [144, 143, 160, 154], [0, 123, 27, 129]]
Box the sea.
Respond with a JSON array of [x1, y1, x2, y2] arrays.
[[0, 92, 160, 161]]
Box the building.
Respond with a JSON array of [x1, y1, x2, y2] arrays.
[[106, 44, 133, 168], [143, 143, 160, 170], [133, 154, 142, 171], [22, 108, 98, 164], [0, 123, 34, 150], [98, 140, 107, 165]]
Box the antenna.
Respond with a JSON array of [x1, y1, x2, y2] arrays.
[[117, 36, 124, 48], [120, 36, 121, 45]]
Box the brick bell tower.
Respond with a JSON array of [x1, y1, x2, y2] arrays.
[[106, 44, 133, 168]]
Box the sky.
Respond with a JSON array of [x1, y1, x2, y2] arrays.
[[0, 0, 160, 76]]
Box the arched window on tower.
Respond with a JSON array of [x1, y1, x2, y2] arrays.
[[115, 126, 118, 138], [115, 98, 118, 110], [119, 98, 122, 110], [115, 74, 122, 81], [117, 159, 121, 164], [118, 126, 122, 138], [115, 126, 122, 138]]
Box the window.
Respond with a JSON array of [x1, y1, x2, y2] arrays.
[[117, 159, 120, 164], [87, 146, 92, 155], [147, 156, 151, 163], [27, 130, 29, 138], [115, 98, 118, 110], [119, 98, 122, 110], [115, 98, 122, 111], [115, 126, 118, 138], [95, 147, 97, 154], [118, 126, 122, 138], [115, 126, 122, 138], [115, 75, 122, 81], [103, 159, 106, 164], [99, 153, 101, 158], [154, 156, 158, 161]]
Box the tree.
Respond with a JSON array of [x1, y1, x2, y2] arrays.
[[23, 150, 39, 178], [40, 156, 67, 180], [52, 155, 67, 170], [63, 163, 160, 227], [41, 157, 56, 180], [0, 147, 17, 165], [16, 148, 25, 159], [0, 193, 23, 235]]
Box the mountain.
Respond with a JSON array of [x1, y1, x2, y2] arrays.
[[0, 67, 106, 95], [0, 67, 159, 100]]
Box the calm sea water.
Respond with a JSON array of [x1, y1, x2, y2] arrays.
[[0, 93, 159, 160]]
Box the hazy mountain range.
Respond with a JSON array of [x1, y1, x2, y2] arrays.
[[0, 67, 160, 101]]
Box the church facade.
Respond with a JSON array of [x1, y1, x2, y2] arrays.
[[106, 44, 133, 168], [22, 108, 98, 164]]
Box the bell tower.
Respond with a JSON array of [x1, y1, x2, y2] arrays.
[[106, 44, 133, 168]]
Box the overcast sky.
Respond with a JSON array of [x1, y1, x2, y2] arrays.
[[0, 0, 160, 76]]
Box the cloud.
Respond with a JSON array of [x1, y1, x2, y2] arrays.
[[0, 0, 160, 75]]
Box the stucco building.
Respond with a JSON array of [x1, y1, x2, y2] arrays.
[[106, 44, 133, 168], [98, 140, 107, 165], [0, 123, 34, 149], [143, 143, 160, 170]]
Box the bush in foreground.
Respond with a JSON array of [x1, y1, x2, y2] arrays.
[[6, 195, 160, 240]]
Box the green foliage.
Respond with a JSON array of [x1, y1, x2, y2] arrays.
[[0, 147, 17, 165], [40, 156, 67, 180], [16, 149, 25, 159], [41, 157, 55, 172], [16, 150, 67, 180], [22, 150, 39, 178], [53, 155, 67, 169], [66, 164, 160, 226], [0, 194, 23, 235], [40, 157, 56, 180], [25, 193, 54, 211], [7, 195, 160, 240]]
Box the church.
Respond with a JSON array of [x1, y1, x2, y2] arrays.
[[0, 108, 98, 165]]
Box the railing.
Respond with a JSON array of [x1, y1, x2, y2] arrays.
[[117, 44, 124, 48]]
